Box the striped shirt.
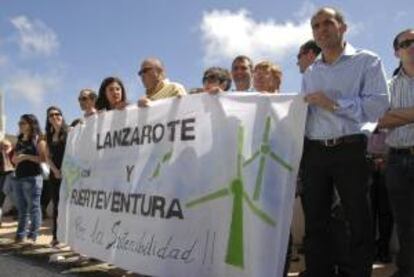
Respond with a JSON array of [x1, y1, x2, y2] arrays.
[[385, 70, 414, 147], [301, 43, 389, 139], [148, 79, 186, 101]]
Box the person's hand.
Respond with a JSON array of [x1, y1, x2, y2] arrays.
[[207, 86, 224, 95], [115, 101, 128, 110], [52, 168, 62, 179], [14, 154, 26, 164], [304, 91, 337, 112], [138, 96, 151, 107]]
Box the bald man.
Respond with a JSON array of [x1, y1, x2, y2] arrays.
[[137, 58, 186, 107]]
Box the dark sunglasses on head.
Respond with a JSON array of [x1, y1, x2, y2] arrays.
[[138, 67, 153, 76], [49, 112, 62, 118], [398, 39, 414, 49]]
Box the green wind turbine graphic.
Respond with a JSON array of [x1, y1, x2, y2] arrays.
[[149, 149, 173, 180], [243, 116, 293, 201], [61, 156, 82, 199], [186, 126, 276, 269]]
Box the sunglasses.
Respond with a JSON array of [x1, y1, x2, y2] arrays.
[[49, 112, 62, 118], [138, 67, 153, 76], [18, 121, 28, 126], [202, 75, 222, 84], [78, 96, 90, 102], [398, 39, 414, 49], [232, 65, 249, 71]]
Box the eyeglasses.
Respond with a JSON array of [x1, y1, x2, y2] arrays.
[[138, 67, 153, 76], [202, 75, 222, 84], [78, 96, 89, 102], [48, 112, 62, 118], [398, 39, 414, 49], [18, 121, 28, 126]]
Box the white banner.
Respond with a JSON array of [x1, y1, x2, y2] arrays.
[[59, 93, 307, 277]]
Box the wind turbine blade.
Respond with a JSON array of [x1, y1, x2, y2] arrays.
[[237, 126, 244, 178], [225, 180, 244, 268], [150, 162, 162, 180], [262, 116, 271, 144], [162, 149, 173, 163], [243, 150, 260, 166], [253, 155, 267, 200], [269, 151, 293, 171], [186, 188, 230, 208], [243, 192, 276, 226]]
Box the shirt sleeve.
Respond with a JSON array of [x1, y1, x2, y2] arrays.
[[335, 56, 390, 123]]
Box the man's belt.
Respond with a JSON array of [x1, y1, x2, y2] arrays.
[[389, 146, 414, 155], [307, 134, 366, 147]]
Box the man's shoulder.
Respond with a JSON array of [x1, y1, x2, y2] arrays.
[[165, 81, 187, 95], [166, 81, 185, 90], [388, 72, 403, 88], [352, 48, 381, 63], [159, 80, 187, 97]]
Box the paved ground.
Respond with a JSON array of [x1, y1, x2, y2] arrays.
[[0, 215, 396, 276]]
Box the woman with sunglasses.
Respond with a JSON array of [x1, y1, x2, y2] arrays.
[[12, 114, 47, 243], [45, 106, 68, 247]]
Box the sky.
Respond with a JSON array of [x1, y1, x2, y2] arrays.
[[0, 0, 412, 134]]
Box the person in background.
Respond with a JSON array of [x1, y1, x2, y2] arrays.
[[12, 114, 47, 243], [297, 40, 322, 73], [202, 67, 232, 94], [137, 57, 186, 107], [70, 88, 98, 129], [366, 127, 393, 264], [96, 76, 128, 111], [78, 88, 97, 118], [45, 106, 68, 247], [378, 28, 414, 277], [253, 61, 282, 93], [231, 55, 254, 91], [0, 139, 15, 227]]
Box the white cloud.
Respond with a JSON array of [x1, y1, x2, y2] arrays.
[[294, 1, 317, 19], [200, 9, 312, 65], [10, 15, 59, 57], [5, 71, 60, 105]]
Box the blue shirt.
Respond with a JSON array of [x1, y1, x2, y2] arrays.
[[301, 43, 389, 140]]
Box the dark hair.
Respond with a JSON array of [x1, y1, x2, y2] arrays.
[[312, 7, 346, 25], [70, 118, 82, 127], [96, 76, 127, 111], [392, 29, 414, 76], [231, 55, 254, 71], [300, 40, 322, 56], [203, 67, 232, 91], [45, 106, 68, 146], [392, 28, 414, 51], [18, 114, 42, 141]]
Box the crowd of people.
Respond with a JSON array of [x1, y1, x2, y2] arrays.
[[0, 6, 412, 277]]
